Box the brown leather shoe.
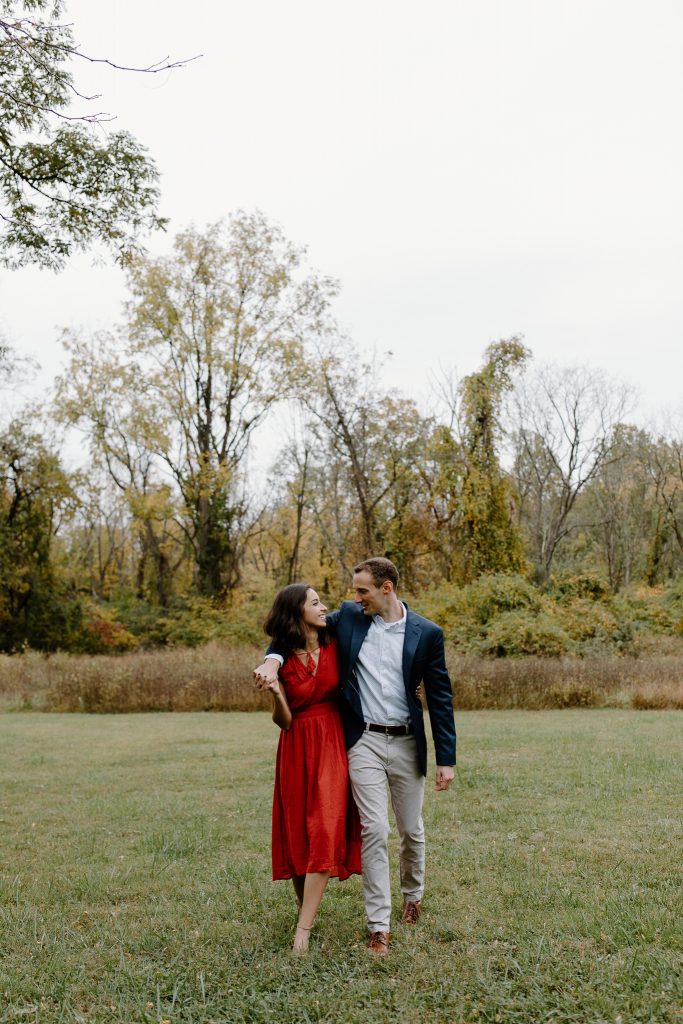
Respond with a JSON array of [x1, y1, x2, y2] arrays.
[[368, 930, 390, 955], [401, 899, 422, 925]]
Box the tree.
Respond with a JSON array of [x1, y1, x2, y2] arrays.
[[59, 213, 335, 598], [0, 0, 191, 268], [0, 339, 37, 390], [512, 364, 632, 580], [64, 476, 131, 600], [245, 426, 321, 587], [286, 337, 432, 583], [643, 426, 683, 583], [413, 421, 465, 583], [0, 416, 80, 649], [55, 331, 188, 605], [456, 338, 528, 582], [295, 340, 386, 557], [583, 425, 654, 589]]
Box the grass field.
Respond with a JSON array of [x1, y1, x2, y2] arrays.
[[0, 711, 680, 1024]]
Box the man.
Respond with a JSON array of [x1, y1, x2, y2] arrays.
[[254, 556, 456, 955]]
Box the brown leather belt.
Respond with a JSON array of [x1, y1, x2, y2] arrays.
[[365, 722, 413, 736]]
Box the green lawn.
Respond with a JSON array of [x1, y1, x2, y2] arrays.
[[0, 711, 680, 1024]]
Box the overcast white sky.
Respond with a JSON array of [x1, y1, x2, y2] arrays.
[[2, 0, 682, 437]]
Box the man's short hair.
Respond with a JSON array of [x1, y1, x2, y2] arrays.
[[353, 556, 400, 591]]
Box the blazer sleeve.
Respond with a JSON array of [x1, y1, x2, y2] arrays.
[[324, 608, 341, 634], [422, 627, 457, 766], [264, 639, 285, 661]]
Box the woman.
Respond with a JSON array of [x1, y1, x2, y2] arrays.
[[257, 583, 361, 953]]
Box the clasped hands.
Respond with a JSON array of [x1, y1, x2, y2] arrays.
[[254, 660, 280, 693]]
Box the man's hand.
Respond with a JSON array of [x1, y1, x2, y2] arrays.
[[254, 659, 280, 690], [435, 765, 454, 792]]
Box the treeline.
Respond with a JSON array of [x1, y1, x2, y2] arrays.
[[2, 213, 683, 654]]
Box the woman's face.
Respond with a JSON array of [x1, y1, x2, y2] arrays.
[[302, 588, 327, 631]]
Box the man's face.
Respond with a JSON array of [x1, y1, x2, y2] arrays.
[[353, 570, 387, 617]]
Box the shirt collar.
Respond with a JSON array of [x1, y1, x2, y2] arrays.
[[373, 602, 407, 631]]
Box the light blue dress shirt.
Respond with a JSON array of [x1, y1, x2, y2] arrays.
[[356, 603, 410, 726]]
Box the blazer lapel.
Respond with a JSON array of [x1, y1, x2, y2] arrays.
[[402, 613, 422, 686], [348, 612, 372, 666], [342, 612, 371, 715]]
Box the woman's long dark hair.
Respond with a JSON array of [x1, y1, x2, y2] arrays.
[[264, 583, 329, 657]]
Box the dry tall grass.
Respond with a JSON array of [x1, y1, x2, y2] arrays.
[[0, 643, 681, 712], [0, 642, 270, 713], [450, 653, 683, 709]]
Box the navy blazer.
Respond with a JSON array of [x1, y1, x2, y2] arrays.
[[268, 601, 456, 777]]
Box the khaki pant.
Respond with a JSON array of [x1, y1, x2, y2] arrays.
[[347, 730, 425, 933]]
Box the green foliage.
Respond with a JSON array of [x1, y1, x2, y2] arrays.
[[557, 598, 622, 644], [0, 420, 82, 651], [416, 572, 683, 659], [77, 602, 139, 654], [0, 0, 164, 268], [611, 584, 680, 636], [461, 572, 541, 623], [111, 581, 273, 649], [0, 576, 84, 653], [417, 574, 549, 655], [548, 570, 612, 602], [479, 609, 571, 657], [457, 338, 529, 581], [663, 574, 683, 611], [152, 599, 234, 648], [543, 574, 630, 655]]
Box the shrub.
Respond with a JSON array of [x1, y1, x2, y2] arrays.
[[631, 686, 683, 710], [555, 598, 618, 642], [114, 592, 271, 650], [152, 598, 232, 648], [78, 602, 139, 654], [423, 573, 683, 659], [549, 571, 611, 602], [0, 582, 85, 653], [413, 582, 467, 634], [478, 610, 571, 657], [462, 573, 541, 624], [545, 682, 599, 707], [612, 586, 675, 634], [663, 574, 683, 610], [553, 598, 637, 655]]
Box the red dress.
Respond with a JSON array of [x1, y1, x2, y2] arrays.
[[271, 640, 361, 881]]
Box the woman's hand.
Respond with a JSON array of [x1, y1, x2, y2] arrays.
[[254, 660, 280, 690], [254, 665, 291, 730]]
